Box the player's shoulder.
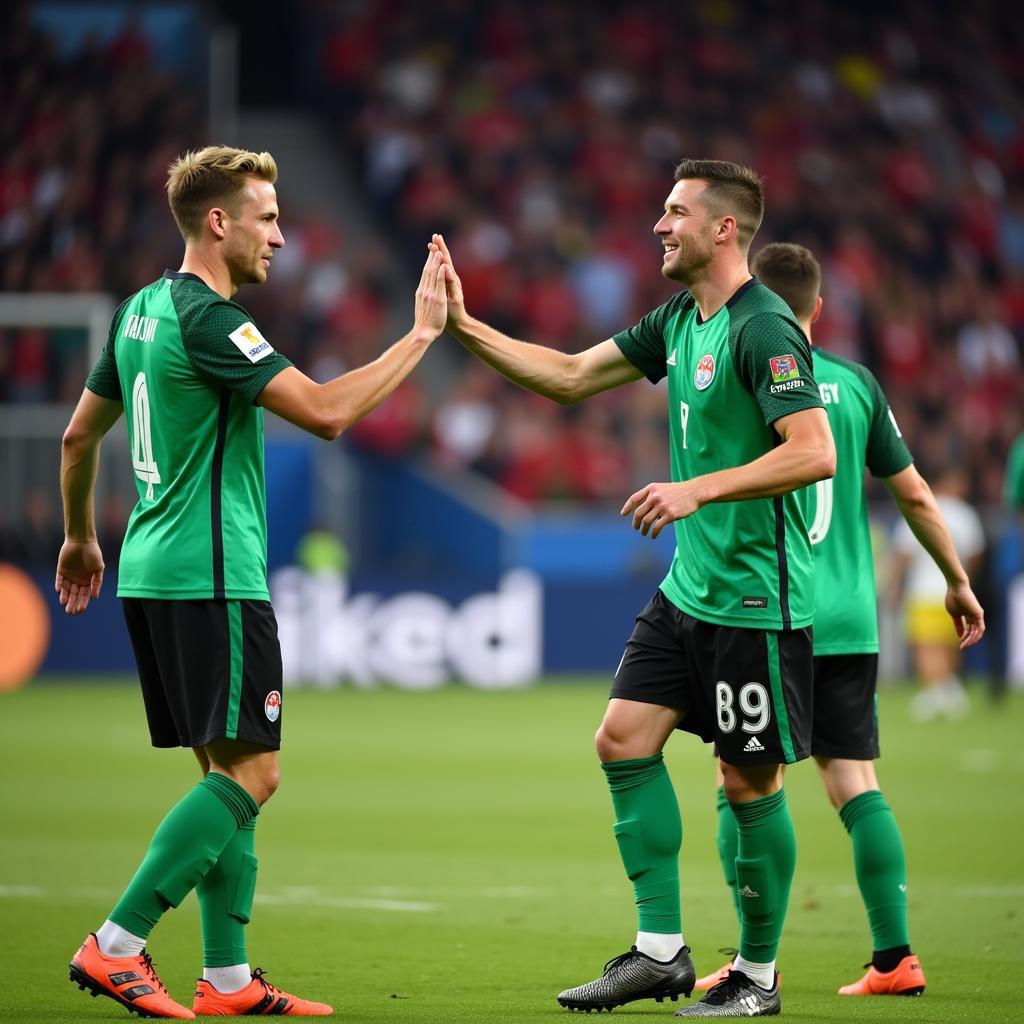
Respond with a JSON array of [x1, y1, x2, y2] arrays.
[[165, 272, 252, 339], [729, 280, 804, 336], [813, 347, 882, 394]]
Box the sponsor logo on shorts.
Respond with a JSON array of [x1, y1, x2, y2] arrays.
[[264, 690, 282, 722], [693, 353, 715, 390], [742, 596, 768, 608], [229, 321, 275, 363], [742, 734, 765, 753]]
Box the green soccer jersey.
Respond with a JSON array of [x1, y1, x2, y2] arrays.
[[85, 271, 292, 600], [614, 278, 824, 630], [803, 349, 912, 654]]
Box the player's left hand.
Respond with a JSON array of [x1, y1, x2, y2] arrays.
[[945, 581, 985, 650], [621, 482, 701, 538], [55, 538, 105, 616]]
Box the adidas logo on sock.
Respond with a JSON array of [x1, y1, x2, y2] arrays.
[[739, 884, 761, 898], [742, 735, 765, 752]]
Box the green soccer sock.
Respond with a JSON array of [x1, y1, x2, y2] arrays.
[[731, 788, 797, 964], [839, 790, 911, 953], [601, 754, 682, 934], [714, 785, 742, 926], [109, 772, 259, 939], [197, 818, 257, 967]]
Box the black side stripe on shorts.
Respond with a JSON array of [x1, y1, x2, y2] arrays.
[[773, 496, 791, 629], [210, 388, 231, 599]]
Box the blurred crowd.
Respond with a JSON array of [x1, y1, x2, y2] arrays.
[[2, 0, 1023, 514], [305, 0, 1024, 504]]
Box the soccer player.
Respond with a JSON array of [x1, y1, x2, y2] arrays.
[[696, 242, 985, 997], [432, 160, 836, 1018], [56, 146, 449, 1018]]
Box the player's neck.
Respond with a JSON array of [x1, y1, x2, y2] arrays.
[[179, 248, 236, 299], [688, 260, 752, 321]]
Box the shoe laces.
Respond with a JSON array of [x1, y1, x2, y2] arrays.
[[602, 948, 640, 975], [702, 969, 755, 1004], [137, 951, 169, 995], [250, 968, 281, 995]]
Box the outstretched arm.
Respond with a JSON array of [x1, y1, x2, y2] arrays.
[[432, 234, 643, 403], [883, 465, 985, 649], [258, 248, 449, 439], [622, 406, 836, 538], [57, 390, 124, 615]]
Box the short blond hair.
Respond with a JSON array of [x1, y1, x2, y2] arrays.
[[166, 146, 278, 240]]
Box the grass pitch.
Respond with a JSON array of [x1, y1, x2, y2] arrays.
[[1, 679, 1022, 1023]]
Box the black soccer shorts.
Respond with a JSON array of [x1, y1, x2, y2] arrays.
[[610, 589, 812, 766], [122, 598, 284, 750], [811, 653, 880, 760]]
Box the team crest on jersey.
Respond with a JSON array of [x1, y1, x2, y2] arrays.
[[769, 354, 799, 382], [693, 353, 715, 390], [229, 322, 274, 363], [264, 690, 282, 723]]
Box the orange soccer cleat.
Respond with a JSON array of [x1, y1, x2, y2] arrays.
[[193, 968, 333, 1016], [70, 933, 195, 1018], [693, 960, 734, 992], [838, 953, 926, 996]]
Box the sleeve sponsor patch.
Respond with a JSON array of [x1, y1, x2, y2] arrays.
[[769, 354, 799, 382], [228, 322, 274, 362]]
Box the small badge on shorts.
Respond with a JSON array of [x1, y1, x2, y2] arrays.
[[264, 690, 282, 723]]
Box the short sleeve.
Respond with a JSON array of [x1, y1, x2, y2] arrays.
[[181, 299, 291, 404], [862, 368, 913, 478], [84, 297, 130, 401], [733, 313, 822, 425], [612, 294, 690, 383]]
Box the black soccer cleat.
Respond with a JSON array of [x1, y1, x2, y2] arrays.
[[557, 945, 695, 1012], [673, 968, 780, 1017]]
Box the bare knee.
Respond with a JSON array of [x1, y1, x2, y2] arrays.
[[595, 722, 631, 763], [205, 741, 280, 807], [720, 760, 783, 803]]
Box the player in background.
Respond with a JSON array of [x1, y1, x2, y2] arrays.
[[696, 242, 985, 997], [891, 467, 985, 721], [56, 146, 449, 1018], [433, 160, 836, 1018]]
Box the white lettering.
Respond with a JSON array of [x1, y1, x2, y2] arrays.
[[819, 382, 840, 404], [122, 314, 159, 342], [271, 569, 543, 690]]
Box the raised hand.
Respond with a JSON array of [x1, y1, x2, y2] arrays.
[[55, 537, 105, 615], [430, 233, 467, 327], [413, 248, 449, 339]]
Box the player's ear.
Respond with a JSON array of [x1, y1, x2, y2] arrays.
[[208, 207, 228, 240], [811, 296, 823, 324], [716, 215, 737, 245]]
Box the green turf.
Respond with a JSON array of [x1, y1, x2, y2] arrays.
[[1, 679, 1022, 1023]]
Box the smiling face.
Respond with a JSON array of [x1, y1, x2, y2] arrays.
[[653, 179, 718, 285], [221, 178, 284, 288]]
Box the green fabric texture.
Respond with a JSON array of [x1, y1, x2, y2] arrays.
[[839, 790, 910, 952], [109, 772, 259, 938], [197, 819, 257, 967], [714, 785, 741, 925], [731, 788, 796, 963], [602, 754, 682, 934]]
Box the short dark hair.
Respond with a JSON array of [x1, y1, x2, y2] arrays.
[[751, 242, 821, 320], [673, 159, 765, 250]]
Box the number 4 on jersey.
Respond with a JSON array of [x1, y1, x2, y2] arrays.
[[132, 371, 161, 500]]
